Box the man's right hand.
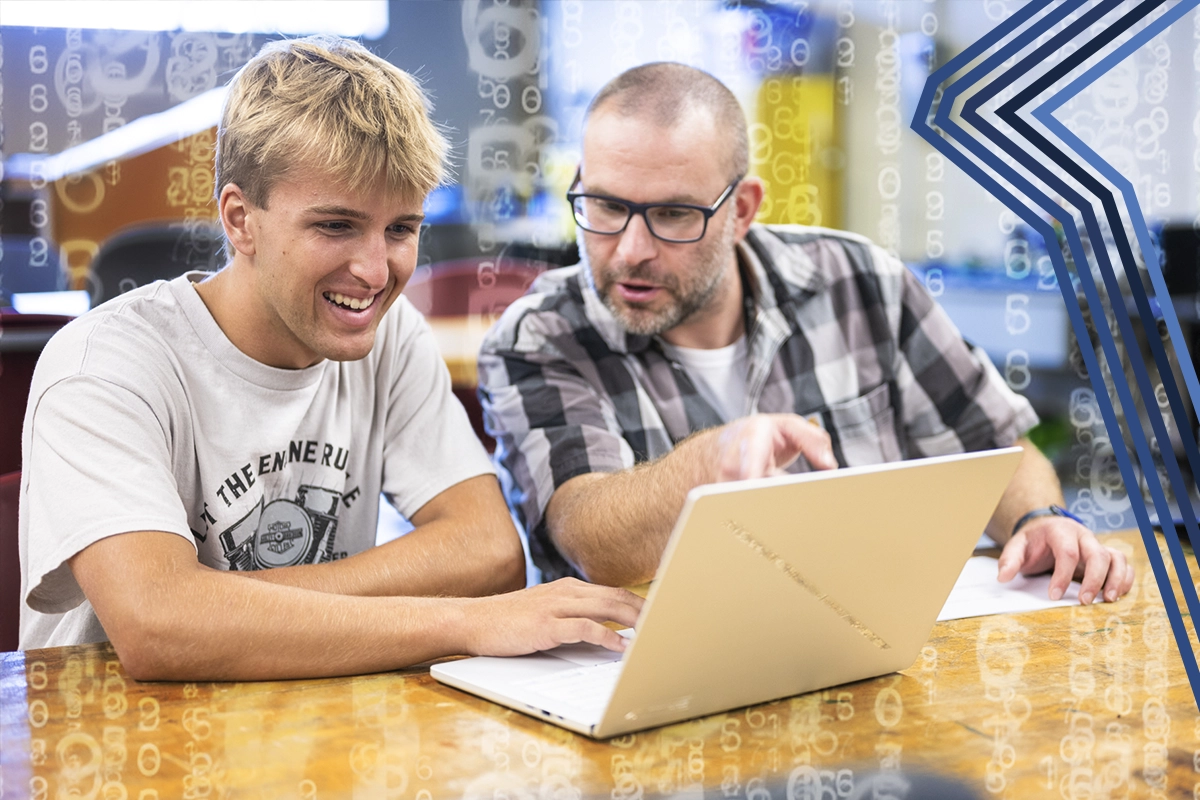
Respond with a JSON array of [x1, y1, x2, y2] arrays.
[[462, 579, 645, 656], [714, 413, 837, 482], [545, 414, 838, 587]]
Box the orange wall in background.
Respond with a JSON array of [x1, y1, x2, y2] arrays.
[[50, 128, 218, 290]]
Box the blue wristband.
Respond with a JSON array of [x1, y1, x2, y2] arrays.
[[1011, 504, 1085, 538]]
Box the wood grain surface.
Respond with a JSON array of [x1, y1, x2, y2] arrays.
[[2, 530, 1197, 799]]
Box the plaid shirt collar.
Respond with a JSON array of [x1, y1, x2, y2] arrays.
[[577, 224, 827, 361]]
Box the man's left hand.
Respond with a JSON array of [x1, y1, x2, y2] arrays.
[[997, 516, 1134, 605]]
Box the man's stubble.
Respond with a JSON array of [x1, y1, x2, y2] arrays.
[[583, 210, 738, 337]]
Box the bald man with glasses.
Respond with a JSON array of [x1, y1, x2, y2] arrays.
[[478, 62, 1133, 607]]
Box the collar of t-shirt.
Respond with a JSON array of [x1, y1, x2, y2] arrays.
[[658, 334, 750, 423]]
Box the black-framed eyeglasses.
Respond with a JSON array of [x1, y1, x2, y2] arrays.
[[566, 168, 742, 244]]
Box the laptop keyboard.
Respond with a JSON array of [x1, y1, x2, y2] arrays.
[[515, 660, 623, 717]]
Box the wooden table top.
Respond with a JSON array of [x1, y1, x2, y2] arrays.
[[2, 529, 1197, 799]]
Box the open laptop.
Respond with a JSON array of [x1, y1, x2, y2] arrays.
[[432, 447, 1024, 738]]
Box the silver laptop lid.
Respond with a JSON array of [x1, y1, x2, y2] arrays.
[[595, 447, 1023, 736]]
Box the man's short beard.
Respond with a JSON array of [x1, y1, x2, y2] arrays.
[[583, 212, 736, 338], [600, 268, 723, 336]]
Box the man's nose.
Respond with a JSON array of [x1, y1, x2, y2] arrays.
[[614, 212, 659, 265], [351, 234, 391, 287]]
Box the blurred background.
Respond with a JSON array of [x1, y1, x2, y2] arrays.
[[2, 0, 1198, 532]]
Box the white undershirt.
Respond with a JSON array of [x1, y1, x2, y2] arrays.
[[660, 335, 750, 423]]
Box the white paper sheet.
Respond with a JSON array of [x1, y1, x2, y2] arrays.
[[937, 556, 1081, 621]]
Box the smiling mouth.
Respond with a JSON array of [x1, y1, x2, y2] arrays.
[[324, 291, 376, 311]]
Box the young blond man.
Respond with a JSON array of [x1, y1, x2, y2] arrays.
[[19, 36, 641, 680]]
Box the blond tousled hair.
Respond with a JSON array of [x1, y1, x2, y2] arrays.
[[216, 35, 447, 207]]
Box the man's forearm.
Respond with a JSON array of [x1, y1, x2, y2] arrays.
[[546, 428, 724, 586], [245, 474, 526, 597], [73, 529, 646, 681], [73, 533, 474, 681], [985, 437, 1066, 545], [148, 587, 469, 681], [244, 519, 523, 597]]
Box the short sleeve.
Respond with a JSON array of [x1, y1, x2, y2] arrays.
[[892, 264, 1039, 455], [22, 377, 194, 615], [379, 309, 495, 519]]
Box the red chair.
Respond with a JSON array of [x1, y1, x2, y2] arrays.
[[0, 471, 20, 651], [403, 257, 546, 317], [404, 258, 547, 451]]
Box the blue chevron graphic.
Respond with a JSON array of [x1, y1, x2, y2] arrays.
[[913, 0, 1200, 709], [961, 0, 1200, 676]]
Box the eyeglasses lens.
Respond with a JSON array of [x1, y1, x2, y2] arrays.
[[572, 196, 705, 242]]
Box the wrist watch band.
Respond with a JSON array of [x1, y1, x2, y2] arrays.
[[1011, 504, 1084, 538]]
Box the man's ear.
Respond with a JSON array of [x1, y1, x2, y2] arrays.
[[219, 183, 256, 257], [732, 176, 765, 241]]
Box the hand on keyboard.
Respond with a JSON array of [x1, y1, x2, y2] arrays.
[[460, 578, 644, 657]]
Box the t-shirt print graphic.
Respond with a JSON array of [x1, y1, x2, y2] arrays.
[[218, 485, 342, 570]]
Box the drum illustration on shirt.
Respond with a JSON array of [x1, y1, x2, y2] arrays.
[[218, 485, 343, 570]]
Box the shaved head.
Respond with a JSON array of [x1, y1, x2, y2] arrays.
[[585, 62, 749, 181]]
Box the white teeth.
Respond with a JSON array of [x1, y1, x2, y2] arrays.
[[325, 292, 375, 311]]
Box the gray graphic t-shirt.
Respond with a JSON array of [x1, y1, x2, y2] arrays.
[[19, 273, 494, 648]]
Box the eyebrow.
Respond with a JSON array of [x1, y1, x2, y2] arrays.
[[583, 186, 705, 205], [306, 205, 426, 224], [306, 205, 369, 220]]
